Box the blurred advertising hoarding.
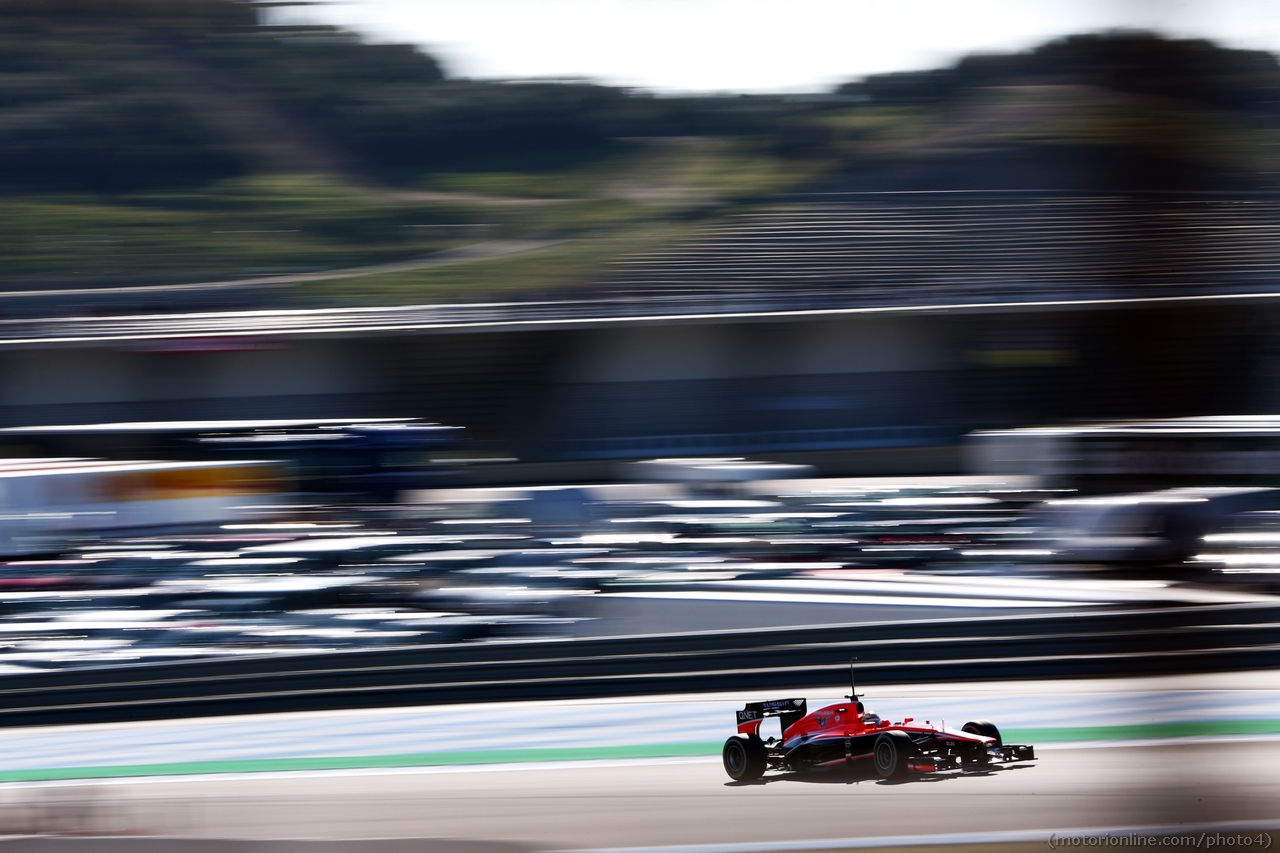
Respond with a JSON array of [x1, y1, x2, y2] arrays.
[[0, 458, 282, 555]]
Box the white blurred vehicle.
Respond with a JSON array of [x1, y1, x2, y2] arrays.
[[0, 458, 281, 555], [1041, 486, 1280, 568]]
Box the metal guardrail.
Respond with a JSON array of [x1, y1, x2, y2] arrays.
[[0, 603, 1278, 728]]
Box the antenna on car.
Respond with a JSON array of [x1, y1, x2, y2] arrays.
[[845, 657, 860, 701]]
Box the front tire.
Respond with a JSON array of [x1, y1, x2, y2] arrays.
[[962, 720, 1002, 746], [722, 735, 767, 781], [873, 731, 912, 779]]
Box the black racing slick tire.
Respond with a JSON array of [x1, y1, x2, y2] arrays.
[[962, 720, 1002, 746], [722, 734, 767, 781], [873, 731, 912, 780]]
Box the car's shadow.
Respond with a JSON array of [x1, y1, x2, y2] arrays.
[[724, 762, 1035, 787]]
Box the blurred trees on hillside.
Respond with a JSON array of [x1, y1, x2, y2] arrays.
[[0, 0, 831, 190], [0, 1, 1278, 194], [839, 32, 1280, 112]]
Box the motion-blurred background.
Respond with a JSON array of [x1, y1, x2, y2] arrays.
[[4, 0, 1280, 849]]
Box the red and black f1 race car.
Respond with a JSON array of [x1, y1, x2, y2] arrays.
[[723, 683, 1035, 782]]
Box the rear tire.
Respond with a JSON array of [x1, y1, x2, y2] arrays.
[[962, 720, 1002, 746], [722, 735, 767, 781], [873, 731, 912, 779]]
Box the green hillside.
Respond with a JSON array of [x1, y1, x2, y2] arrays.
[[1, 2, 1277, 306]]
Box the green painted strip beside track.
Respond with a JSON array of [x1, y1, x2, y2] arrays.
[[0, 743, 724, 783], [1005, 719, 1280, 743], [4, 721, 1280, 783]]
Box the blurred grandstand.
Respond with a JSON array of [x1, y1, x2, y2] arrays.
[[592, 192, 1280, 302]]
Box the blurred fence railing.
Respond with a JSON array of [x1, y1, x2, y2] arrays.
[[3, 282, 1279, 346], [1, 603, 1278, 727]]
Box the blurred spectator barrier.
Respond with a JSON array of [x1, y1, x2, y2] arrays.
[[0, 602, 1278, 727]]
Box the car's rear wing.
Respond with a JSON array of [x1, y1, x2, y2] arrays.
[[736, 698, 807, 733]]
